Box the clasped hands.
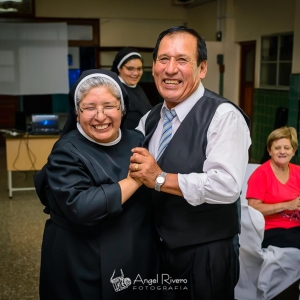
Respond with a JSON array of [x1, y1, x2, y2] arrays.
[[128, 147, 161, 189]]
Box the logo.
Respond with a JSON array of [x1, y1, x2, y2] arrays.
[[110, 269, 132, 292], [110, 269, 188, 292]]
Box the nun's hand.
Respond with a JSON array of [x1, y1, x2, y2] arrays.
[[127, 171, 142, 187], [129, 147, 161, 189]]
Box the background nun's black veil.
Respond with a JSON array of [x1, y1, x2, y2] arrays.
[[111, 47, 140, 75], [35, 69, 129, 210]]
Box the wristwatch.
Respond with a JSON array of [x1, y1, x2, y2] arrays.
[[155, 172, 167, 192]]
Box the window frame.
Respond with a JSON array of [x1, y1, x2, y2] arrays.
[[259, 32, 293, 90]]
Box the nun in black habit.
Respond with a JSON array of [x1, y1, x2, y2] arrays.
[[111, 47, 152, 130], [34, 69, 159, 300]]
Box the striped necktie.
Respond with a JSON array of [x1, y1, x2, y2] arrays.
[[157, 109, 177, 160]]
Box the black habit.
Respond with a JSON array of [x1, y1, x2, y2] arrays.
[[122, 84, 152, 130]]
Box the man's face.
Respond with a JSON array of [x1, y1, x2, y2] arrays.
[[152, 32, 207, 108]]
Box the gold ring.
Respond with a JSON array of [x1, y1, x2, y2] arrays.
[[135, 163, 139, 171]]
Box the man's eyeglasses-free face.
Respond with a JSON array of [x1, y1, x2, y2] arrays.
[[123, 65, 144, 73], [79, 105, 121, 118]]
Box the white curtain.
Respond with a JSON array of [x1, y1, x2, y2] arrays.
[[0, 22, 69, 95]]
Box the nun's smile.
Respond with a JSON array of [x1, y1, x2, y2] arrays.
[[77, 86, 122, 143], [118, 58, 143, 86]]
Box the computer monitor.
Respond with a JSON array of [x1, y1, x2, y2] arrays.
[[31, 114, 60, 135]]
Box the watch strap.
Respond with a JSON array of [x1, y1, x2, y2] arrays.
[[155, 171, 167, 192]]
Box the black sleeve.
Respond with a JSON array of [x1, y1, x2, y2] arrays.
[[45, 143, 123, 226], [34, 166, 51, 214]]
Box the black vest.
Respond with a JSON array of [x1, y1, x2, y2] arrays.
[[144, 89, 250, 249]]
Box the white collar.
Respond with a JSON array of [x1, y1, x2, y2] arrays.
[[118, 76, 137, 88], [77, 122, 122, 146]]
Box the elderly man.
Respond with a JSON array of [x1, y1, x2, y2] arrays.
[[130, 26, 251, 300]]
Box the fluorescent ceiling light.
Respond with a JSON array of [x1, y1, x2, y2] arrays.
[[0, 0, 23, 3], [0, 8, 18, 11]]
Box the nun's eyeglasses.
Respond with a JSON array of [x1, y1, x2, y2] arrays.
[[79, 105, 121, 118], [123, 65, 144, 73]]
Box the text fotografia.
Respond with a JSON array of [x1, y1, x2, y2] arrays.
[[133, 274, 188, 290]]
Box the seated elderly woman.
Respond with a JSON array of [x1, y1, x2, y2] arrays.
[[34, 69, 158, 300], [246, 126, 300, 249]]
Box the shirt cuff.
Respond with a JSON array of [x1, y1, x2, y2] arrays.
[[178, 173, 208, 206]]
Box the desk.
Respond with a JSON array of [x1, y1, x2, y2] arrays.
[[5, 134, 59, 198]]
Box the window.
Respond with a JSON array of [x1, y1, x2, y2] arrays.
[[260, 33, 293, 88]]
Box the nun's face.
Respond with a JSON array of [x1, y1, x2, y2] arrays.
[[118, 58, 143, 86], [77, 86, 122, 143]]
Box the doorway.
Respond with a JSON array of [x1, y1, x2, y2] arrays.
[[239, 41, 256, 130]]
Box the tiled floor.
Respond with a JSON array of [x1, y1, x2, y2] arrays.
[[0, 146, 48, 300]]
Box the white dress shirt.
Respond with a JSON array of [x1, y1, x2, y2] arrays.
[[136, 82, 252, 206]]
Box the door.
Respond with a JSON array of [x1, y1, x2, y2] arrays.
[[239, 41, 256, 130]]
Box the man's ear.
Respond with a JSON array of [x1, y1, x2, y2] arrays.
[[199, 60, 207, 80], [152, 61, 156, 77]]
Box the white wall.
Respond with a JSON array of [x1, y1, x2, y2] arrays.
[[36, 0, 186, 47], [100, 19, 183, 47], [36, 0, 185, 19], [222, 0, 240, 105], [235, 0, 295, 42], [204, 41, 223, 94], [187, 1, 218, 41]]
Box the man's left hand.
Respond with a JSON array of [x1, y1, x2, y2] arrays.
[[129, 147, 161, 188]]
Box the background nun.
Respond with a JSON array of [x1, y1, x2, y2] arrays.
[[111, 47, 152, 130]]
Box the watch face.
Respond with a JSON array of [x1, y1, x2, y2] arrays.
[[156, 176, 165, 184]]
